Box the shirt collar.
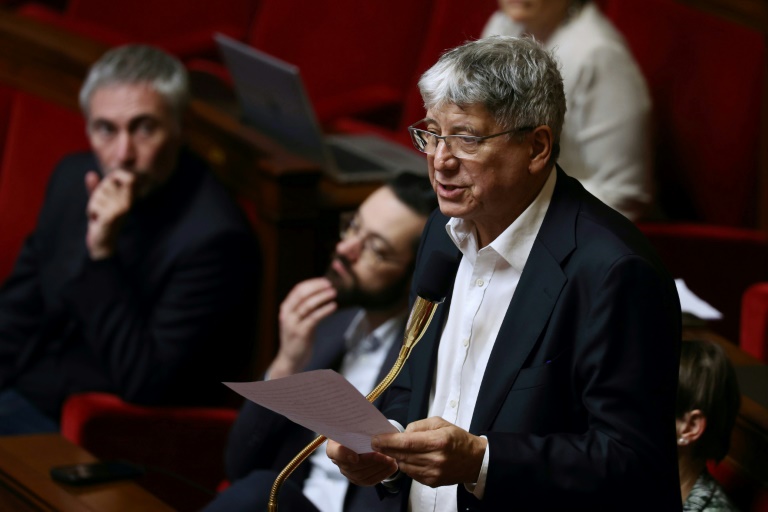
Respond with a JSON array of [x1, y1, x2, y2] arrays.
[[344, 310, 407, 354], [445, 168, 557, 272]]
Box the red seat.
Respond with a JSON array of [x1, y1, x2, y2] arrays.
[[0, 90, 89, 282], [331, 0, 498, 147], [637, 223, 768, 343], [741, 283, 768, 363], [708, 459, 768, 512], [61, 392, 238, 512], [599, 0, 767, 344], [17, 0, 260, 61], [248, 0, 436, 126], [187, 0, 439, 129], [601, 0, 764, 226]]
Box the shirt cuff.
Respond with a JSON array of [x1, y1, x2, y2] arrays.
[[380, 419, 405, 491], [463, 435, 489, 499]]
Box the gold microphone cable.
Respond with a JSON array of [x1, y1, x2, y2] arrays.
[[267, 251, 459, 511]]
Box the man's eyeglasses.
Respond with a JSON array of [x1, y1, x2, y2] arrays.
[[407, 120, 534, 159], [339, 212, 408, 266]]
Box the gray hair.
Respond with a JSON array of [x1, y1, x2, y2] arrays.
[[418, 36, 566, 160], [79, 45, 189, 125]]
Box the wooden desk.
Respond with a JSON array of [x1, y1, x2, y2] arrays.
[[0, 434, 173, 512], [683, 327, 768, 486]]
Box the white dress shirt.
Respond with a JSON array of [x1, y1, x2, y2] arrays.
[[303, 311, 404, 512], [408, 170, 556, 512], [483, 3, 652, 220]]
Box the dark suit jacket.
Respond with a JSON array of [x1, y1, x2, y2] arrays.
[[0, 149, 260, 419], [381, 168, 682, 511], [225, 308, 402, 512]]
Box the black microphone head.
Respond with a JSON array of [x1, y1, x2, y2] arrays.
[[415, 251, 460, 302]]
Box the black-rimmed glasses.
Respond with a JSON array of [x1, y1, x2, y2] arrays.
[[339, 212, 409, 266]]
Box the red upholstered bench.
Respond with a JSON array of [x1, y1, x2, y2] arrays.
[[61, 392, 238, 512]]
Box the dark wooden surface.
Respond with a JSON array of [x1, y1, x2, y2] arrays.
[[0, 434, 174, 512]]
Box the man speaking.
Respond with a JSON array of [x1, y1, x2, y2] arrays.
[[328, 36, 682, 511]]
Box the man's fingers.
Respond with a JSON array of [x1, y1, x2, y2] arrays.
[[372, 423, 451, 460], [405, 417, 450, 433], [327, 440, 357, 463], [338, 453, 398, 486], [297, 288, 337, 320], [302, 301, 337, 326], [372, 429, 436, 453], [280, 278, 337, 323], [84, 171, 101, 196], [327, 441, 398, 486], [281, 278, 333, 311]]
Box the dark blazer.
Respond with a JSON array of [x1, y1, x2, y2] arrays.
[[0, 149, 260, 419], [224, 308, 402, 512], [382, 168, 682, 511]]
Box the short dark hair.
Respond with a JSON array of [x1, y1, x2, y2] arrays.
[[677, 339, 741, 462], [387, 172, 437, 218], [385, 172, 436, 256]]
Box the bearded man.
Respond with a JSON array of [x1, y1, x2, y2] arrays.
[[203, 173, 436, 512]]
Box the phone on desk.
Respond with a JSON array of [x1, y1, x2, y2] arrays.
[[50, 460, 145, 486]]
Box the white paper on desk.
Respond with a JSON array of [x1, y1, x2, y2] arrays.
[[224, 369, 398, 454], [675, 279, 723, 320]]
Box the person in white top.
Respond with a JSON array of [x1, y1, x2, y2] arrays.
[[203, 174, 437, 512], [328, 36, 681, 512], [483, 0, 653, 221]]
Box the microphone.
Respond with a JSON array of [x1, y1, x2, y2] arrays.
[[389, 250, 460, 369], [267, 251, 459, 511]]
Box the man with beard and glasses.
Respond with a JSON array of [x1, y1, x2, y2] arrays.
[[202, 173, 436, 512]]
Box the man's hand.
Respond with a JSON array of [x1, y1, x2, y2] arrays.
[[269, 277, 338, 379], [327, 440, 398, 486], [84, 169, 137, 260], [373, 417, 487, 488]]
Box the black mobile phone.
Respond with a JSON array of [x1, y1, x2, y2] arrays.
[[50, 460, 145, 486]]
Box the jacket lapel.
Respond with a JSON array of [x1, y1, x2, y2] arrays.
[[470, 167, 579, 432], [407, 216, 462, 422]]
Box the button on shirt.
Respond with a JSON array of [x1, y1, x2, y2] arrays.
[[408, 170, 556, 512], [303, 311, 404, 512]]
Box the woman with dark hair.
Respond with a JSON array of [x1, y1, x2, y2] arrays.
[[483, 0, 653, 221], [677, 340, 741, 511]]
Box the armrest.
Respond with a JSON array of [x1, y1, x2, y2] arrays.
[[61, 392, 238, 511]]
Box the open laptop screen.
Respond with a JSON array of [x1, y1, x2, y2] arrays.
[[215, 34, 328, 164]]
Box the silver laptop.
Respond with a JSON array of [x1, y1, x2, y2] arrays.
[[215, 34, 427, 183]]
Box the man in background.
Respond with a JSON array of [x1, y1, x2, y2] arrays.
[[204, 173, 436, 512], [0, 44, 260, 433]]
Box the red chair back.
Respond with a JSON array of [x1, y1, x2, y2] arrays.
[[708, 459, 768, 512], [62, 392, 238, 512], [601, 0, 765, 228], [0, 91, 89, 282], [398, 0, 498, 137], [246, 0, 436, 125], [741, 283, 768, 363], [67, 0, 259, 45]]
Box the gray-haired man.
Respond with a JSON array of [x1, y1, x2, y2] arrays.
[[0, 45, 260, 433], [329, 36, 681, 512]]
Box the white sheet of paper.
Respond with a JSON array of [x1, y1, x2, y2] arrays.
[[224, 369, 398, 454], [675, 278, 723, 320]]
